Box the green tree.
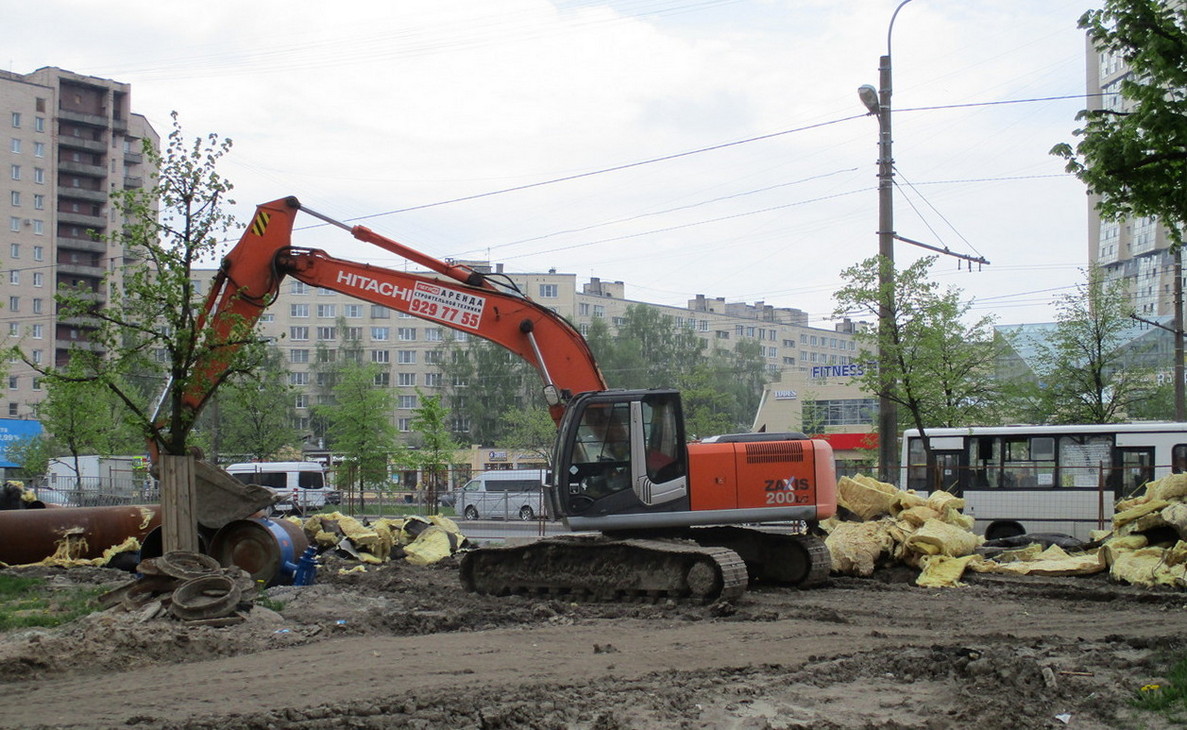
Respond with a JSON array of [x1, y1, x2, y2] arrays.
[[407, 390, 462, 513], [834, 255, 1003, 462], [4, 434, 54, 481], [24, 114, 250, 459], [1018, 266, 1151, 423], [199, 345, 298, 461], [1051, 0, 1187, 248], [439, 337, 539, 446], [315, 359, 398, 508], [496, 406, 556, 467], [34, 359, 142, 487]]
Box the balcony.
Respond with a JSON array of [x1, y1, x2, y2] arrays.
[[57, 236, 107, 254], [123, 151, 143, 165], [123, 176, 143, 189], [55, 259, 104, 276], [58, 109, 109, 128], [58, 136, 106, 154], [57, 211, 106, 229], [58, 186, 107, 203], [58, 160, 107, 178]]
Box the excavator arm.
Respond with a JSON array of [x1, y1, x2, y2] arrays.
[[186, 196, 606, 426]]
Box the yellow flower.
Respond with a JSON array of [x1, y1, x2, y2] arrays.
[[1140, 684, 1162, 692]]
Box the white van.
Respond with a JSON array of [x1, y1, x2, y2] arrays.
[[454, 469, 548, 521], [225, 461, 339, 515]]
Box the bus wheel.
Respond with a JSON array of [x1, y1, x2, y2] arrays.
[[985, 521, 1026, 541]]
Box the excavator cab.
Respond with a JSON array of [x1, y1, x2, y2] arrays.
[[549, 389, 691, 526]]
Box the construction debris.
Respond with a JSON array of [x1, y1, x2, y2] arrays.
[[297, 512, 470, 567], [97, 551, 257, 624], [824, 471, 1187, 591]]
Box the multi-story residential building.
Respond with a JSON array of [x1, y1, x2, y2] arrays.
[[1, 67, 157, 418], [1085, 34, 1183, 320], [192, 262, 861, 449]]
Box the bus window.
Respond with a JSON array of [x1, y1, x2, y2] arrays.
[[970, 437, 1001, 488], [1174, 445, 1187, 474], [906, 438, 927, 491], [1001, 437, 1055, 488]]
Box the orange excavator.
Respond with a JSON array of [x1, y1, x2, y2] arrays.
[[192, 197, 837, 602]]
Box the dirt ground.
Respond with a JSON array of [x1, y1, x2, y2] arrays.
[[1, 555, 1185, 730]]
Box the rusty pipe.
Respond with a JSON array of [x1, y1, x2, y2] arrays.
[[0, 505, 161, 566]]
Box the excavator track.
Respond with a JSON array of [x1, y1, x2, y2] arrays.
[[459, 535, 748, 604], [683, 527, 831, 588]]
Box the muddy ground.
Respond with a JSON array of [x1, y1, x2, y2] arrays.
[[0, 555, 1184, 730]]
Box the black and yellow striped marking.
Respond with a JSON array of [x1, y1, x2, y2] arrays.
[[251, 211, 271, 237]]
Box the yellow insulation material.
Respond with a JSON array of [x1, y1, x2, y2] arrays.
[[972, 544, 1106, 577], [917, 554, 981, 587], [1114, 499, 1171, 530], [1150, 473, 1187, 502], [824, 520, 897, 576], [403, 526, 458, 566], [1109, 545, 1187, 587], [836, 475, 898, 520], [904, 518, 982, 559]]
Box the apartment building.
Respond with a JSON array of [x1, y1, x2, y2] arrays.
[[0, 67, 157, 418], [1085, 31, 1183, 320], [193, 262, 860, 445]]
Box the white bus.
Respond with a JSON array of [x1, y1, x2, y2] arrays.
[[900, 423, 1187, 541]]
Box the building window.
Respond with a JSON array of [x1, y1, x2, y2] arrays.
[[33, 168, 43, 184], [31, 298, 41, 314], [295, 394, 308, 409], [10, 191, 20, 207], [399, 395, 418, 409], [291, 281, 308, 295], [370, 305, 389, 319], [593, 305, 605, 318], [32, 245, 42, 261], [7, 376, 17, 390], [374, 371, 391, 387], [539, 284, 558, 298], [343, 326, 363, 340], [398, 372, 416, 387], [290, 372, 309, 386], [32, 194, 43, 210], [397, 418, 412, 432], [10, 165, 20, 180], [425, 328, 442, 342], [7, 323, 17, 337], [398, 327, 416, 341], [31, 324, 42, 339], [424, 350, 442, 365], [9, 139, 18, 154], [7, 403, 16, 417], [290, 303, 309, 318], [371, 350, 389, 364], [371, 327, 389, 341], [32, 220, 42, 235], [290, 326, 309, 340], [33, 142, 44, 158], [10, 112, 19, 128], [7, 296, 17, 312], [424, 372, 442, 387], [316, 326, 336, 341], [344, 304, 363, 318], [34, 116, 44, 132], [290, 349, 310, 364], [8, 217, 18, 233], [9, 243, 18, 258], [579, 303, 590, 316], [397, 350, 415, 364], [30, 349, 41, 365], [317, 304, 336, 318], [317, 349, 337, 364], [8, 271, 17, 285]]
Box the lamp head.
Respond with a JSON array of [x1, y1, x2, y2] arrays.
[[858, 84, 880, 115]]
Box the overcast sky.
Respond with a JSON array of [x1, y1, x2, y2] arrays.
[[7, 0, 1099, 328]]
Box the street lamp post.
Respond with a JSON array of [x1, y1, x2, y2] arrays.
[[860, 0, 913, 484]]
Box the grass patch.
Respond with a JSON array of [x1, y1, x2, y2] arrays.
[[1132, 651, 1187, 723], [0, 574, 106, 631]]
